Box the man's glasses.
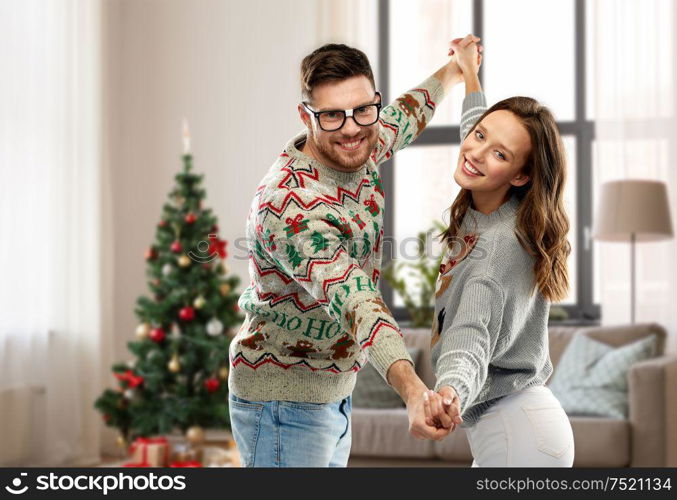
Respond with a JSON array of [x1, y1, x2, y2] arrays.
[[302, 92, 382, 132]]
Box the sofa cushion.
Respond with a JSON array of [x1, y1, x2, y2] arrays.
[[550, 333, 658, 418], [570, 417, 631, 467], [350, 408, 437, 458], [353, 347, 422, 408]]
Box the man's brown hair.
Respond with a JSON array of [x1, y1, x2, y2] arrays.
[[300, 43, 375, 103]]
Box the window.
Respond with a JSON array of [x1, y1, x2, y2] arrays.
[[379, 0, 599, 322]]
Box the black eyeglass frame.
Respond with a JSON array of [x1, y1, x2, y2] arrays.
[[301, 92, 383, 132]]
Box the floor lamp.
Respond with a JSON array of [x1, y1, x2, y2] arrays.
[[592, 180, 673, 324]]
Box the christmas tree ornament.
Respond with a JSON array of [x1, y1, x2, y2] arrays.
[[178, 255, 191, 267], [149, 327, 166, 343], [116, 435, 127, 449], [204, 377, 220, 393], [206, 318, 223, 336], [185, 213, 197, 224], [211, 224, 219, 233], [162, 263, 174, 276], [135, 322, 151, 340], [186, 425, 205, 445], [126, 359, 136, 368], [219, 283, 231, 296], [170, 323, 181, 339], [124, 388, 135, 400], [218, 366, 229, 380], [158, 220, 168, 228], [179, 306, 195, 321], [170, 240, 182, 253], [193, 295, 206, 309], [151, 278, 161, 287], [145, 247, 158, 261], [168, 353, 181, 373]]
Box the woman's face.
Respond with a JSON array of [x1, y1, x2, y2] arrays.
[[454, 110, 532, 194]]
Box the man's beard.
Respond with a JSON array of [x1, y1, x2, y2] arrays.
[[308, 127, 379, 171]]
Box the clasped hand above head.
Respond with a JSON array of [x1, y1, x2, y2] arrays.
[[449, 33, 483, 75]]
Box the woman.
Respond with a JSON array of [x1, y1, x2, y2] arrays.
[[423, 36, 575, 467]]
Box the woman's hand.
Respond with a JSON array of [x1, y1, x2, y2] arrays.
[[449, 34, 483, 76], [422, 388, 462, 432], [438, 385, 463, 427]]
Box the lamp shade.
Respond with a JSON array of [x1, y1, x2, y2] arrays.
[[593, 180, 673, 242]]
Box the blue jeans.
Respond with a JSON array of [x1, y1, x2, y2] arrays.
[[228, 393, 352, 467]]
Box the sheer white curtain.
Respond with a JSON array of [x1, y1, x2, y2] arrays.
[[315, 0, 379, 77], [592, 0, 677, 352], [0, 0, 106, 465]]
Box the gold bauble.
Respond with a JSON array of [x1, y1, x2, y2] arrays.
[[186, 425, 205, 445], [218, 366, 229, 380], [193, 295, 206, 309], [178, 254, 192, 267], [116, 435, 127, 449], [219, 283, 231, 296], [135, 322, 151, 340], [168, 354, 181, 373]]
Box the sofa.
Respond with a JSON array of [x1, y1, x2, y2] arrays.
[[348, 323, 677, 467]]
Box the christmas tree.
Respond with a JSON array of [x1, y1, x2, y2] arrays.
[[95, 136, 243, 446]]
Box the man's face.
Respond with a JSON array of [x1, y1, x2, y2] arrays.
[[298, 76, 380, 172]]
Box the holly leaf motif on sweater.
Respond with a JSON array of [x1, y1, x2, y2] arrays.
[[284, 243, 304, 269], [310, 231, 329, 254]]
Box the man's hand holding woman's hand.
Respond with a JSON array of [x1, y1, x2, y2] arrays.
[[449, 34, 483, 76], [423, 386, 463, 433]]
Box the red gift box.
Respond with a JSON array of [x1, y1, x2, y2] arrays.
[[169, 460, 203, 467], [128, 436, 170, 467]]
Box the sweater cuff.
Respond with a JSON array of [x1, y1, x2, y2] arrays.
[[435, 375, 471, 414], [366, 327, 414, 384], [462, 91, 487, 114]]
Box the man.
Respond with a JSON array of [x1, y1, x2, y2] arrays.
[[229, 35, 479, 467]]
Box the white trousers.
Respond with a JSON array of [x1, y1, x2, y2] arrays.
[[466, 385, 575, 467]]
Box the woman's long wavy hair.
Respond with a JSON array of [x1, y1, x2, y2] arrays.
[[439, 97, 571, 302]]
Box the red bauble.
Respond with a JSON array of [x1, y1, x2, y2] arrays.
[[145, 247, 158, 260], [149, 327, 166, 343], [211, 224, 219, 233], [179, 306, 195, 321], [170, 240, 182, 253], [158, 220, 168, 228], [233, 303, 240, 312], [103, 413, 111, 423], [204, 377, 220, 393], [185, 213, 197, 224]]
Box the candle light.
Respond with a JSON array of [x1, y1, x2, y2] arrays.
[[182, 119, 191, 154]]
